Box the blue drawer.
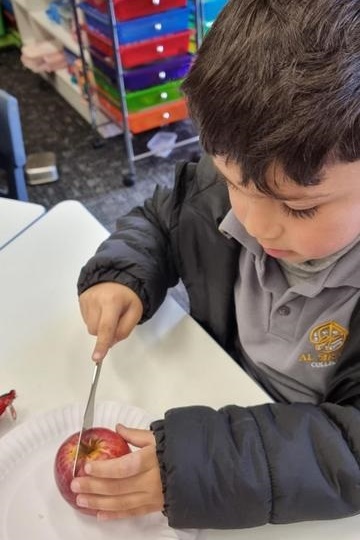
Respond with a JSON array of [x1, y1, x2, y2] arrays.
[[2, 0, 14, 14], [202, 0, 227, 23], [80, 3, 190, 45]]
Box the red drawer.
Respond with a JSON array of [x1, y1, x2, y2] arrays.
[[97, 92, 188, 133], [122, 31, 192, 68], [85, 26, 192, 68], [86, 0, 187, 21], [85, 26, 112, 56]]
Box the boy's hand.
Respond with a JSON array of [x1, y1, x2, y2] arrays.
[[70, 425, 164, 521], [79, 282, 143, 362]]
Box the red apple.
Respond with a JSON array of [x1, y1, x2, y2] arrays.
[[54, 427, 130, 515]]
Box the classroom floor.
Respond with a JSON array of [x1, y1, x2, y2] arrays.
[[0, 47, 199, 231], [0, 47, 195, 307]]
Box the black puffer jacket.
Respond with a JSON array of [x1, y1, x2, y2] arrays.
[[78, 155, 360, 529]]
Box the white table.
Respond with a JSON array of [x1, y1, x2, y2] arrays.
[[0, 200, 269, 423], [0, 197, 45, 248], [0, 200, 359, 540]]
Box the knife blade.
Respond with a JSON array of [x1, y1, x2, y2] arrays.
[[72, 360, 103, 477]]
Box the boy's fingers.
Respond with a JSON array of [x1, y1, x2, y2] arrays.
[[92, 308, 120, 361], [93, 301, 142, 360], [85, 445, 156, 479], [76, 492, 155, 513], [97, 504, 161, 521], [92, 347, 107, 363], [115, 425, 155, 448], [92, 332, 112, 362], [114, 305, 142, 341], [72, 473, 144, 496]]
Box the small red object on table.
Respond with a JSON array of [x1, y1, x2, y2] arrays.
[[0, 390, 17, 420]]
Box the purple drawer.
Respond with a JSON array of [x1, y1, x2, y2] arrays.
[[125, 54, 193, 90], [90, 47, 115, 80], [90, 48, 193, 91]]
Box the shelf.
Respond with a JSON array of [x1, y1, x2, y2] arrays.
[[30, 10, 91, 62], [10, 1, 103, 128], [54, 68, 108, 125], [31, 10, 79, 55], [11, 0, 28, 10]]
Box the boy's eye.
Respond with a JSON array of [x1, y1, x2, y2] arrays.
[[218, 174, 320, 219], [282, 204, 319, 219]]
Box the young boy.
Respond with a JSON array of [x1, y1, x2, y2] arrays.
[[72, 0, 360, 530]]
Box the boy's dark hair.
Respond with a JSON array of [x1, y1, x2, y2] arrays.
[[182, 0, 360, 191]]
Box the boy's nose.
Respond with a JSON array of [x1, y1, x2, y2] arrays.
[[242, 205, 283, 241]]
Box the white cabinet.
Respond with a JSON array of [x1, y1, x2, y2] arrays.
[[11, 0, 106, 124]]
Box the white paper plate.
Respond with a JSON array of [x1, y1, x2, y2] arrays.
[[0, 401, 199, 540]]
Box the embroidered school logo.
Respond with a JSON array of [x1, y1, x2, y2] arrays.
[[299, 321, 349, 368]]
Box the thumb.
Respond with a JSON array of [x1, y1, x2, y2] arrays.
[[116, 423, 155, 448]]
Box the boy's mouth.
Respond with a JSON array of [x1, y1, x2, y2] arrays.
[[262, 247, 294, 259]]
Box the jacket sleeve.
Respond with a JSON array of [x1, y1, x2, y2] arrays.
[[77, 163, 187, 320], [151, 397, 360, 529], [148, 258, 360, 530], [151, 304, 360, 530]]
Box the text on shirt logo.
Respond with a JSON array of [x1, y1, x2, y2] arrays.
[[299, 321, 349, 368]]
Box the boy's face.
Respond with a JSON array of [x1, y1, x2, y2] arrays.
[[213, 156, 360, 263]]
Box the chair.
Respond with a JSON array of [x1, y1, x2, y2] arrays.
[[0, 89, 28, 201]]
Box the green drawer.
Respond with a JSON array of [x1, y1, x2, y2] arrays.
[[0, 9, 5, 38], [94, 68, 184, 113], [126, 80, 184, 112], [94, 68, 120, 103]]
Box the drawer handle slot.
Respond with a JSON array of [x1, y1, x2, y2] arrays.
[[152, 0, 161, 4], [159, 71, 167, 79], [156, 45, 164, 52], [162, 112, 170, 119], [160, 92, 168, 99], [154, 23, 162, 31]]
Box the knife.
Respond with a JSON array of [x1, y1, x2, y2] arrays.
[[72, 360, 103, 477]]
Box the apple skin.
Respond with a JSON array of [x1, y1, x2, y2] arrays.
[[54, 427, 130, 515]]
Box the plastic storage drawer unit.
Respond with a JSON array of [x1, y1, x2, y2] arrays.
[[129, 98, 188, 132], [81, 3, 190, 44], [91, 50, 192, 91], [98, 94, 188, 133], [202, 0, 227, 22], [95, 71, 184, 112], [127, 80, 184, 111], [86, 0, 187, 21], [86, 26, 192, 68]]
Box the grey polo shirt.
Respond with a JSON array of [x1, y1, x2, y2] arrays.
[[220, 210, 360, 404]]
